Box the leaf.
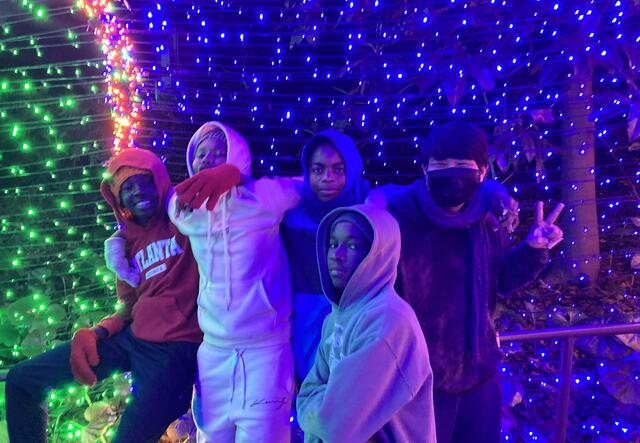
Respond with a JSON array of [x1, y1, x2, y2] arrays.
[[520, 131, 537, 163], [20, 328, 48, 357], [46, 304, 67, 324], [616, 328, 640, 353], [577, 333, 631, 360], [546, 306, 589, 328], [442, 75, 466, 106], [0, 321, 19, 346], [590, 103, 627, 123], [622, 44, 640, 70], [501, 372, 524, 408], [165, 411, 196, 441], [540, 61, 569, 86], [631, 254, 640, 270], [495, 154, 508, 172], [599, 354, 640, 406], [469, 61, 495, 92], [332, 119, 349, 130], [530, 109, 554, 124], [5, 297, 37, 326], [84, 402, 117, 423], [629, 217, 640, 228], [597, 46, 625, 72], [628, 116, 640, 143]]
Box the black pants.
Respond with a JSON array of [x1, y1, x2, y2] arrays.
[[5, 327, 198, 443], [434, 371, 502, 443]]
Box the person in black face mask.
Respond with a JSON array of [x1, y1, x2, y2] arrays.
[[384, 121, 564, 443]]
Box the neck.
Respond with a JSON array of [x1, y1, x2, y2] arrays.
[[445, 203, 465, 213], [133, 215, 150, 227], [333, 288, 343, 305]]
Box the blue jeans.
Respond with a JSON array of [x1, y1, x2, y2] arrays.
[[5, 327, 198, 443]]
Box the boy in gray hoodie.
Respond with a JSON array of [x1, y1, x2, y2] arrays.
[[297, 203, 436, 443]]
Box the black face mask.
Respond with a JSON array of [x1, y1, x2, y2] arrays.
[[426, 167, 482, 208]]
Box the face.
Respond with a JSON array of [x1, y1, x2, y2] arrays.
[[424, 158, 488, 209], [308, 143, 346, 202], [425, 157, 486, 176], [192, 136, 227, 173], [119, 174, 159, 226], [327, 221, 370, 291]]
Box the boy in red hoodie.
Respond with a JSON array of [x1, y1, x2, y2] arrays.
[[5, 149, 239, 443]]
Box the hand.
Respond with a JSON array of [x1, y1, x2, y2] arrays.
[[70, 328, 100, 386], [526, 201, 564, 249], [174, 164, 241, 215], [97, 315, 126, 337], [491, 192, 520, 233]]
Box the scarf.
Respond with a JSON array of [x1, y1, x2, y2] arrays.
[[416, 178, 491, 364]]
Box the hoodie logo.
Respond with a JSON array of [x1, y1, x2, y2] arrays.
[[326, 323, 346, 370], [134, 236, 184, 278]]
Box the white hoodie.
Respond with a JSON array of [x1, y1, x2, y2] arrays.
[[169, 121, 302, 348]]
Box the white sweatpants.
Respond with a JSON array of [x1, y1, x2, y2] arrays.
[[193, 341, 294, 443]]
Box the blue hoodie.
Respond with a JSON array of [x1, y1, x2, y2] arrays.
[[282, 129, 370, 380]]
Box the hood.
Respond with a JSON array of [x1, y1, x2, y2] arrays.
[[292, 128, 369, 224], [186, 121, 251, 177], [100, 148, 171, 235], [317, 203, 400, 308], [301, 128, 363, 192]]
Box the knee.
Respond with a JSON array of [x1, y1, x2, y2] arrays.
[[6, 361, 38, 397], [6, 364, 27, 395]]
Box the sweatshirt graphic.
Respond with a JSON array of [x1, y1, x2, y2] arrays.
[[297, 203, 436, 443], [100, 148, 202, 343], [169, 121, 302, 348]]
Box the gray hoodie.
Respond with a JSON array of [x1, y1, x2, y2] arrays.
[[297, 203, 436, 443]]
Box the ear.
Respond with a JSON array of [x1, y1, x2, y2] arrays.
[[121, 208, 134, 220]]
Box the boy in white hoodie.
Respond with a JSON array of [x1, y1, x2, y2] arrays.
[[297, 203, 436, 443], [168, 121, 302, 443]]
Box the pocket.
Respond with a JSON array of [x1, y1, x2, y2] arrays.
[[131, 296, 187, 339], [197, 279, 279, 341], [256, 280, 277, 318]]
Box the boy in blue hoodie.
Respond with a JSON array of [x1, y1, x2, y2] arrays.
[[385, 121, 563, 443], [297, 203, 436, 443], [282, 129, 370, 382]]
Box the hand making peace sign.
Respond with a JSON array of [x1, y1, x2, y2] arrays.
[[526, 201, 565, 249]]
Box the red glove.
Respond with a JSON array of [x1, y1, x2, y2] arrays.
[[70, 328, 100, 386], [97, 315, 126, 337], [175, 164, 241, 211]]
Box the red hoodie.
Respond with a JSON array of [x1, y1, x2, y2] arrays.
[[100, 149, 202, 343]]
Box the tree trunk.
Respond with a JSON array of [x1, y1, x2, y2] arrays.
[[558, 61, 600, 283]]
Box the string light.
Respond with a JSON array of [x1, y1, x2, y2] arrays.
[[1, 0, 639, 441], [77, 0, 143, 154]]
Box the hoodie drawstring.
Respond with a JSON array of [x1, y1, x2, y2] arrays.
[[221, 195, 232, 310], [205, 211, 213, 290], [229, 348, 247, 409]]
